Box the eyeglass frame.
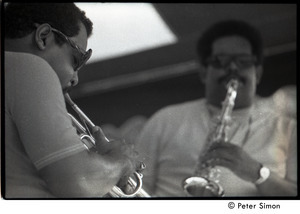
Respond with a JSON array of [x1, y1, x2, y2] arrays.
[[51, 27, 92, 72], [205, 54, 257, 70]]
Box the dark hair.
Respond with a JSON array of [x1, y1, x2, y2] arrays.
[[197, 20, 263, 66], [5, 3, 93, 45]]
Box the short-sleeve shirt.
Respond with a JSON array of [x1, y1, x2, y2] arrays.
[[5, 52, 87, 198], [136, 98, 297, 197]]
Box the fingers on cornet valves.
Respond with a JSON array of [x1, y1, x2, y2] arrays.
[[93, 126, 110, 144], [136, 161, 146, 173]]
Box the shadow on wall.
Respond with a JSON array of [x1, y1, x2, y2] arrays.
[[256, 84, 297, 119], [271, 85, 297, 119]]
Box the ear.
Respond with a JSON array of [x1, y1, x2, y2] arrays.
[[34, 23, 52, 50], [255, 65, 263, 85]]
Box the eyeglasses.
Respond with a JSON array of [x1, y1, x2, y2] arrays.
[[51, 27, 92, 72], [206, 54, 257, 69]]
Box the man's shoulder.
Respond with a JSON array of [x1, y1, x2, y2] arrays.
[[151, 98, 206, 120], [161, 98, 204, 112], [143, 98, 206, 132], [5, 51, 52, 70], [252, 97, 296, 127], [5, 51, 56, 80]]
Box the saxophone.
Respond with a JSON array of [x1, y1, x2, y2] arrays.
[[182, 79, 239, 197]]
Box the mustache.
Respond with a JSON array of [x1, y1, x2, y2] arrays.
[[218, 75, 246, 85]]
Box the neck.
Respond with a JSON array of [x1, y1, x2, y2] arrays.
[[5, 36, 35, 54]]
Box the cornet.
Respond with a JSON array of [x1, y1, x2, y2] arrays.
[[182, 79, 239, 197], [64, 93, 150, 197]]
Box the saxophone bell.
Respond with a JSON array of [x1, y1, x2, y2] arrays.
[[183, 176, 224, 196]]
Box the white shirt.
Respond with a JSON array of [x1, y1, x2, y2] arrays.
[[136, 98, 297, 197]]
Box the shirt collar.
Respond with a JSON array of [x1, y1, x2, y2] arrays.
[[206, 101, 253, 124]]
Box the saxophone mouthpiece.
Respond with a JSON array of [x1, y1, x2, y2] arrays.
[[227, 79, 239, 90]]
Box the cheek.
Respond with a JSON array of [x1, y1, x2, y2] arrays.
[[236, 73, 257, 102], [46, 47, 75, 88], [242, 68, 257, 87], [52, 60, 74, 88], [207, 67, 225, 78]]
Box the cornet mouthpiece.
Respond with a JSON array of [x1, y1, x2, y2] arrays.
[[64, 93, 75, 106]]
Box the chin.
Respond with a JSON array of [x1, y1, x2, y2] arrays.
[[234, 97, 253, 109]]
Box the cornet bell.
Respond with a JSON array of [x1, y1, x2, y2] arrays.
[[64, 93, 150, 198]]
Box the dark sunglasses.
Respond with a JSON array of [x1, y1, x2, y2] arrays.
[[206, 54, 257, 69], [51, 27, 92, 72]]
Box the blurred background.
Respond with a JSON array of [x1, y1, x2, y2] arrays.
[[68, 3, 296, 138]]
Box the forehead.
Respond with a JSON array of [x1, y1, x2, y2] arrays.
[[69, 22, 88, 51], [212, 36, 252, 55]]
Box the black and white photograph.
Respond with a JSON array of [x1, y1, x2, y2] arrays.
[[1, 2, 298, 213]]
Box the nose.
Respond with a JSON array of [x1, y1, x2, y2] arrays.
[[70, 72, 79, 86], [225, 61, 239, 75], [227, 60, 239, 70]]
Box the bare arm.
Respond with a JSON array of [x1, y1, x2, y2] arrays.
[[203, 142, 297, 196], [39, 149, 130, 197], [39, 126, 137, 198], [256, 172, 297, 196]]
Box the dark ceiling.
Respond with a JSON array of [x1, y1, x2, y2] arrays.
[[154, 3, 296, 47], [71, 3, 297, 99]]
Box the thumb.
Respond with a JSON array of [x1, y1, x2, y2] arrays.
[[92, 126, 110, 148]]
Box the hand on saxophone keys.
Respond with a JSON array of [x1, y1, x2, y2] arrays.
[[201, 141, 262, 183]]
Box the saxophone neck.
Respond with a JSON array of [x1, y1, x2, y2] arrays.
[[213, 79, 239, 142]]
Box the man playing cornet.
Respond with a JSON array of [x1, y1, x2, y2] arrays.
[[4, 3, 141, 198]]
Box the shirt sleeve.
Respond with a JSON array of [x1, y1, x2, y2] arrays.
[[7, 53, 86, 170]]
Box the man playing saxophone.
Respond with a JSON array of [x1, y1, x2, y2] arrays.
[[4, 3, 141, 198], [135, 20, 297, 197]]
